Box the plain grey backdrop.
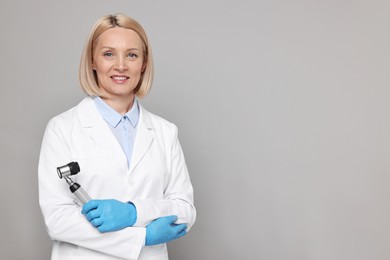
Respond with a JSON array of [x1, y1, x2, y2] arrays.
[[1, 0, 390, 259]]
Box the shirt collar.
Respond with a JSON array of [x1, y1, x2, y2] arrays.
[[93, 96, 140, 128]]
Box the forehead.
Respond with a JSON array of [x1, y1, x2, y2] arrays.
[[94, 27, 143, 49]]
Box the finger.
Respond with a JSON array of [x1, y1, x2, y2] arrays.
[[81, 200, 99, 215], [90, 217, 104, 228], [85, 208, 101, 222], [98, 226, 109, 233], [163, 215, 178, 224], [173, 223, 188, 234], [98, 222, 116, 233], [176, 228, 187, 239]]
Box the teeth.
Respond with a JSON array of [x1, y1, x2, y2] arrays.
[[112, 76, 127, 80]]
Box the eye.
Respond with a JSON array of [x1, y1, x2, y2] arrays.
[[127, 53, 138, 58], [103, 52, 114, 57]]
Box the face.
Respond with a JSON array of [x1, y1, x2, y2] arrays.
[[92, 27, 145, 100]]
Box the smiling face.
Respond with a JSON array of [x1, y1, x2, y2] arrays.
[[92, 27, 145, 102]]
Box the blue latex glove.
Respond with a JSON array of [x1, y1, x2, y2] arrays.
[[81, 199, 137, 233], [145, 215, 187, 246]]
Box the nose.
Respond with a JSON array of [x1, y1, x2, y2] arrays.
[[114, 56, 128, 71]]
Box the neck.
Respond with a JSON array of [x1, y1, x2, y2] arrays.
[[101, 95, 135, 115]]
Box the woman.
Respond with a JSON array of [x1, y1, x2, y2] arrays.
[[38, 13, 196, 260]]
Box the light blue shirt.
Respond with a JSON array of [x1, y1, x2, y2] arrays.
[[93, 96, 140, 168]]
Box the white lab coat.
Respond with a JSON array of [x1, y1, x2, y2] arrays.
[[38, 97, 196, 260]]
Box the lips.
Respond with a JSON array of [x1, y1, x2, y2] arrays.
[[111, 75, 129, 83], [111, 76, 129, 80]]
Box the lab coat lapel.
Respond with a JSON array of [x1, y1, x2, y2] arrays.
[[76, 97, 128, 170], [129, 105, 154, 174]]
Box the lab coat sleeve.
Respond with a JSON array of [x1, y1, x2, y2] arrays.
[[132, 126, 196, 229], [38, 117, 145, 260]]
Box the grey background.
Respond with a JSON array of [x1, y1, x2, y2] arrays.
[[1, 0, 390, 259]]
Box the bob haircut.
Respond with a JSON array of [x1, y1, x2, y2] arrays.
[[79, 13, 153, 98]]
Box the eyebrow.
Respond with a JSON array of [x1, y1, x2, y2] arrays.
[[100, 47, 140, 51]]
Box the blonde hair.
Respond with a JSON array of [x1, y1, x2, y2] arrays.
[[79, 13, 153, 98]]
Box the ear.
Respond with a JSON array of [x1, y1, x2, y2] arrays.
[[142, 65, 146, 72]]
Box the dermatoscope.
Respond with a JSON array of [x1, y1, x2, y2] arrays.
[[57, 162, 92, 204]]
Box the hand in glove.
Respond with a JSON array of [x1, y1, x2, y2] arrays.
[[82, 199, 137, 233], [145, 215, 187, 246]]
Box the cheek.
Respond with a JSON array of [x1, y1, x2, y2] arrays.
[[94, 67, 111, 86], [93, 57, 110, 72], [94, 66, 111, 82], [132, 64, 144, 77], [95, 62, 110, 73], [94, 68, 104, 81]]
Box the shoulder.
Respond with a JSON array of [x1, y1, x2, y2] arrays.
[[140, 105, 178, 133], [46, 97, 94, 131], [139, 105, 179, 145]]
